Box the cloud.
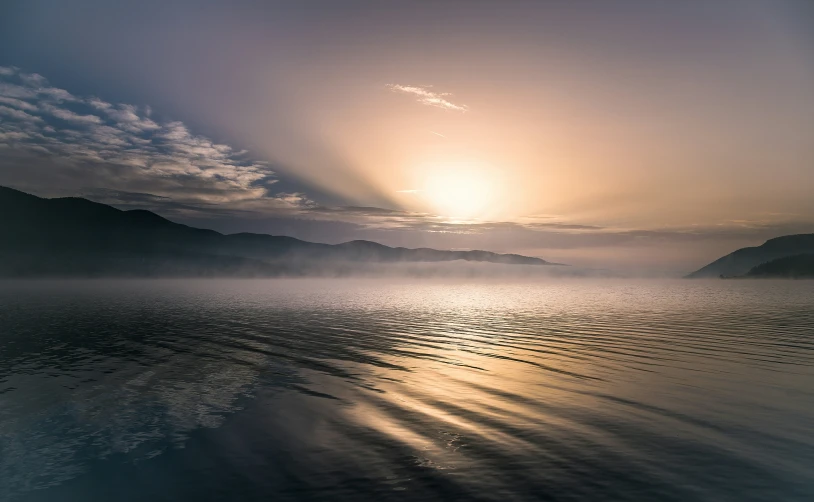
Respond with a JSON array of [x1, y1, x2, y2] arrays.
[[386, 84, 468, 112], [88, 97, 112, 110], [0, 96, 38, 111], [0, 82, 36, 99], [0, 105, 42, 122], [310, 205, 410, 216], [41, 104, 102, 124], [102, 103, 160, 131], [274, 192, 318, 208], [524, 222, 604, 231], [0, 66, 283, 208], [281, 201, 814, 252], [76, 187, 262, 218], [19, 72, 48, 87]]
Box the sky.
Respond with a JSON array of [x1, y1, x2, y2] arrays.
[[0, 0, 813, 273]]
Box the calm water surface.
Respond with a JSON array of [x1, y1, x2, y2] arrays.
[[1, 279, 813, 501]]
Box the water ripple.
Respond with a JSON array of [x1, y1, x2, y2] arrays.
[[1, 279, 813, 501]]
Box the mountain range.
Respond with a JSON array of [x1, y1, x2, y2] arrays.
[[0, 186, 558, 277], [687, 234, 814, 278]]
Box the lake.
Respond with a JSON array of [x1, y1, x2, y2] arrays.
[[1, 279, 813, 501]]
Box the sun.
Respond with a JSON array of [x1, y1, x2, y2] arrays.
[[421, 168, 495, 219]]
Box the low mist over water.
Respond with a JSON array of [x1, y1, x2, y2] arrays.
[[1, 279, 813, 501]]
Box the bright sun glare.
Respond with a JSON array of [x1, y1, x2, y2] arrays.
[[421, 169, 495, 219]]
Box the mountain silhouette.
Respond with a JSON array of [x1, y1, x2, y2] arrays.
[[744, 254, 814, 279], [0, 186, 559, 277], [686, 234, 814, 278]]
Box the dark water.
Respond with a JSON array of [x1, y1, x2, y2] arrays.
[[1, 279, 813, 501]]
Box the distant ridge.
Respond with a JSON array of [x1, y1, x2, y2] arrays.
[[686, 234, 814, 278], [744, 254, 814, 279], [0, 186, 562, 277]]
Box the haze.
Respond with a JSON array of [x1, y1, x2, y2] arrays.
[[1, 0, 813, 273]]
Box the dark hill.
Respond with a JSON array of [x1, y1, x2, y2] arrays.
[[0, 186, 560, 277], [744, 254, 814, 279], [686, 234, 814, 278]]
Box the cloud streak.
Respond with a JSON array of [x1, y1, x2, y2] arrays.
[[386, 84, 468, 112]]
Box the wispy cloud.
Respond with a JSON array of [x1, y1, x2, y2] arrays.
[[0, 66, 303, 210], [386, 84, 468, 112]]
